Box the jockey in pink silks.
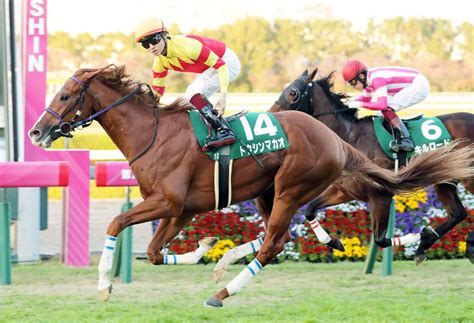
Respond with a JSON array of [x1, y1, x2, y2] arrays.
[[342, 59, 430, 152]]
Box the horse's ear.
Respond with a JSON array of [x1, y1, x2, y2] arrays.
[[306, 68, 318, 82], [328, 71, 336, 83], [301, 69, 308, 77], [76, 67, 104, 83], [83, 70, 102, 82]]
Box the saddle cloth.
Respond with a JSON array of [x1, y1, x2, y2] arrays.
[[373, 115, 452, 160], [188, 110, 290, 160]]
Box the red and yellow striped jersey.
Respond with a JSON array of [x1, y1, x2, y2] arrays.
[[151, 34, 229, 95]]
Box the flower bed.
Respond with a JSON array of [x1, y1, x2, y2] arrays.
[[166, 185, 473, 262]]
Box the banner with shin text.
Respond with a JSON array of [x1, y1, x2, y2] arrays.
[[22, 0, 91, 267]]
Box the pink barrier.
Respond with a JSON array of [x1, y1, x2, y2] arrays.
[[95, 162, 138, 187], [0, 162, 69, 187], [22, 0, 90, 267]]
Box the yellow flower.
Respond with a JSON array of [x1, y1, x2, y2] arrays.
[[333, 237, 368, 258], [204, 239, 236, 262], [458, 241, 466, 253], [394, 190, 428, 211]]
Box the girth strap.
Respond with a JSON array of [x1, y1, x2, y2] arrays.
[[214, 145, 233, 210], [393, 151, 408, 172]]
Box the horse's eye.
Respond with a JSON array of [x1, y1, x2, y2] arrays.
[[60, 95, 70, 102], [289, 90, 297, 96]]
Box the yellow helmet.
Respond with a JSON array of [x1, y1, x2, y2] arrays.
[[134, 17, 167, 43]]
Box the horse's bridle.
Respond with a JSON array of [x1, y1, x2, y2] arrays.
[[45, 75, 159, 166], [46, 76, 144, 139], [276, 79, 315, 114], [277, 79, 354, 118], [45, 76, 91, 139]]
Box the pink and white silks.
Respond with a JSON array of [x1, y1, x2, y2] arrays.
[[355, 66, 430, 111]]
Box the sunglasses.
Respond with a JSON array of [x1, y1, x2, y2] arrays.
[[348, 78, 358, 87], [140, 33, 163, 49]]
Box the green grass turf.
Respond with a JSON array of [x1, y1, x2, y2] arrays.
[[1, 257, 473, 322]]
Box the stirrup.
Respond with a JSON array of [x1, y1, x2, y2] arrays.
[[203, 136, 236, 152], [399, 139, 415, 152], [389, 139, 414, 152], [389, 140, 400, 152]]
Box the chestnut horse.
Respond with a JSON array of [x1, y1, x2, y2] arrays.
[[272, 68, 474, 264], [29, 65, 473, 307]]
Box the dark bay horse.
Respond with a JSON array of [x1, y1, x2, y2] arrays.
[[28, 65, 473, 307], [272, 68, 474, 264]]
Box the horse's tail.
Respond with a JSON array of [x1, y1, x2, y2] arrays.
[[341, 139, 474, 195]]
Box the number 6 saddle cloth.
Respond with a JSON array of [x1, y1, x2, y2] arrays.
[[373, 115, 452, 160], [188, 110, 290, 161]]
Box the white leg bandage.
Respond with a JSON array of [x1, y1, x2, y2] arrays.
[[391, 233, 421, 246], [98, 235, 117, 291], [164, 241, 214, 265], [215, 238, 263, 269], [226, 259, 263, 296], [308, 219, 331, 244], [235, 238, 263, 257]]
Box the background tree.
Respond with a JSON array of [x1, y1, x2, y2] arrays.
[[47, 17, 474, 93]]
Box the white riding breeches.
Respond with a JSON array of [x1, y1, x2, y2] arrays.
[[388, 74, 430, 111], [184, 47, 241, 100]]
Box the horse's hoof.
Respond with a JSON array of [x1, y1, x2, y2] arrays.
[[199, 237, 219, 249], [466, 242, 474, 264], [467, 249, 474, 264], [213, 268, 228, 283], [99, 285, 113, 302], [327, 239, 345, 252], [414, 254, 427, 266], [203, 296, 223, 307]]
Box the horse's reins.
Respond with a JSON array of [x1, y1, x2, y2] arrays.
[[45, 76, 159, 166], [128, 91, 159, 166], [312, 107, 356, 117]]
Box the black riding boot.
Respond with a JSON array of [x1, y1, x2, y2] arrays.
[[200, 106, 237, 151], [388, 116, 414, 152], [466, 231, 474, 264], [189, 94, 236, 151]]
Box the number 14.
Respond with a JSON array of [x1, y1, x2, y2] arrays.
[[239, 114, 278, 141]]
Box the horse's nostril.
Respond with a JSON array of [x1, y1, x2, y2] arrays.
[[29, 129, 42, 139]]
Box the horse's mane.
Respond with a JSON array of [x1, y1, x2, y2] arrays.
[[315, 72, 365, 121], [76, 64, 192, 113]]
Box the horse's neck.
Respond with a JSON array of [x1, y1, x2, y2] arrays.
[[95, 98, 162, 162], [312, 90, 388, 162], [313, 101, 354, 142], [315, 102, 370, 151], [326, 115, 379, 158]]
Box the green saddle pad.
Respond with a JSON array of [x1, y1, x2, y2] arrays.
[[189, 110, 290, 161], [373, 116, 452, 160]]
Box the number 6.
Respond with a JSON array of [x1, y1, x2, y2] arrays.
[[421, 119, 442, 140]]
